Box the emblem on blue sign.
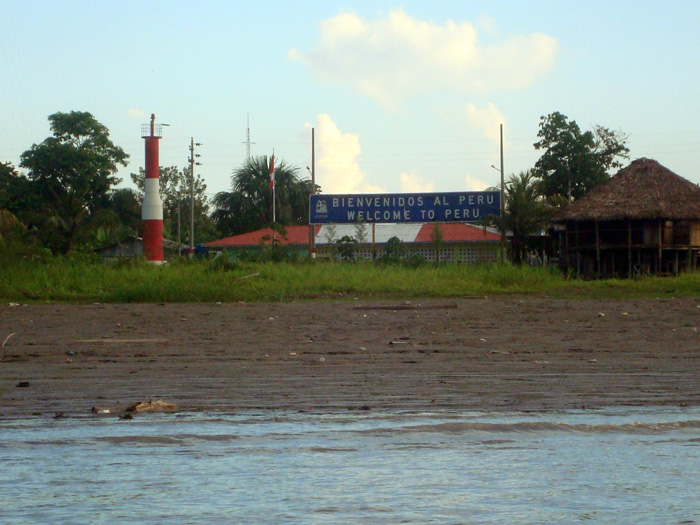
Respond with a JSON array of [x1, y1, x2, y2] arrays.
[[315, 199, 328, 215]]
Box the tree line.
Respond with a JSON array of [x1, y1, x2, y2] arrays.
[[0, 111, 313, 255], [0, 110, 628, 262], [491, 111, 629, 264]]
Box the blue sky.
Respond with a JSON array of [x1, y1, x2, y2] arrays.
[[1, 1, 699, 199]]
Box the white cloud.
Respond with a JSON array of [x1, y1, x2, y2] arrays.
[[465, 102, 509, 147], [465, 173, 490, 191], [304, 114, 385, 194], [400, 171, 434, 193], [362, 182, 386, 193], [290, 9, 558, 110], [127, 108, 148, 119], [479, 15, 498, 36]]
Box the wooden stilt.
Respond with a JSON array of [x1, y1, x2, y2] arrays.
[[575, 222, 580, 276], [628, 219, 632, 278], [595, 218, 600, 277], [658, 219, 663, 273]]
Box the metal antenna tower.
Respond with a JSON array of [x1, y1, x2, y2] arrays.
[[243, 113, 255, 161]]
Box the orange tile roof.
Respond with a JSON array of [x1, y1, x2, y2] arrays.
[[206, 225, 320, 247], [415, 223, 500, 242], [207, 223, 499, 247]]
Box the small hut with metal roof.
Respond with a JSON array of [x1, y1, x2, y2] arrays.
[[552, 158, 700, 277]]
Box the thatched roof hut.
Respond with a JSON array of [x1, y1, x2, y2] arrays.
[[554, 158, 700, 222], [552, 158, 700, 277]]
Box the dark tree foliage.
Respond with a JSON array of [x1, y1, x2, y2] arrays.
[[489, 171, 555, 264], [212, 156, 316, 236], [19, 111, 129, 253], [533, 112, 629, 201], [0, 209, 26, 245], [101, 187, 142, 236], [0, 162, 36, 220], [0, 161, 14, 176], [0, 162, 16, 205], [336, 235, 358, 261], [70, 187, 144, 250], [381, 236, 407, 263], [0, 163, 45, 251]]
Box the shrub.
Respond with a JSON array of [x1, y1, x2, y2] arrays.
[[337, 235, 358, 261]]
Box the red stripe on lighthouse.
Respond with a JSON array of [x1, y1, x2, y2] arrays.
[[141, 114, 164, 263], [143, 219, 164, 261]]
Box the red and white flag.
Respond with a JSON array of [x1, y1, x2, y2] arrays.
[[269, 154, 275, 190]]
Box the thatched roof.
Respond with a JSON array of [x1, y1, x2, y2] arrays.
[[553, 158, 700, 222]]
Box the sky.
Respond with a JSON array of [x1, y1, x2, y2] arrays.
[[1, 1, 699, 201]]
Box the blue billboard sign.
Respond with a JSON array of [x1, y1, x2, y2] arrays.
[[309, 191, 500, 224]]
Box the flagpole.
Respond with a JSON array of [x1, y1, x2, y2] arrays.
[[271, 150, 276, 241]]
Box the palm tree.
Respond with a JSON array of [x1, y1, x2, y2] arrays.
[[212, 156, 315, 236], [490, 170, 552, 264]]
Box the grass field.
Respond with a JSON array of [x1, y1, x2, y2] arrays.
[[2, 253, 700, 303]]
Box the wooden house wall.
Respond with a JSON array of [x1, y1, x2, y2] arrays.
[[691, 223, 700, 246], [557, 219, 700, 277]]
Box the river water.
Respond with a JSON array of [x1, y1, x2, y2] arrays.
[[1, 407, 699, 523]]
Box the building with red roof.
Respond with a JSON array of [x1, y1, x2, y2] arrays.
[[208, 226, 322, 247], [206, 223, 500, 263]]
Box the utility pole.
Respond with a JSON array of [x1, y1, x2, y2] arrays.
[[188, 138, 202, 255], [499, 123, 506, 264], [309, 127, 316, 259], [177, 202, 181, 255]]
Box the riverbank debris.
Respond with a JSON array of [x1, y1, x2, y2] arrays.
[[125, 399, 177, 413]]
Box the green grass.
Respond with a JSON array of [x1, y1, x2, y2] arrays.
[[2, 254, 700, 303]]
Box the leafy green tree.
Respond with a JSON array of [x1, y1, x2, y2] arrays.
[[258, 223, 293, 262], [324, 224, 338, 260], [430, 223, 443, 264], [0, 209, 26, 246], [212, 156, 315, 236], [19, 111, 129, 253], [324, 224, 337, 244], [0, 161, 13, 175], [0, 161, 16, 207], [105, 188, 141, 231], [382, 235, 406, 263], [354, 220, 368, 246], [337, 235, 358, 261], [0, 162, 41, 228], [93, 187, 142, 246], [533, 111, 629, 201]]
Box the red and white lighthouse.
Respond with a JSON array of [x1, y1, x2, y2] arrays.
[[141, 114, 164, 263]]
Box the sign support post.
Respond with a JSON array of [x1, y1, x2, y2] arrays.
[[500, 123, 506, 264]]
